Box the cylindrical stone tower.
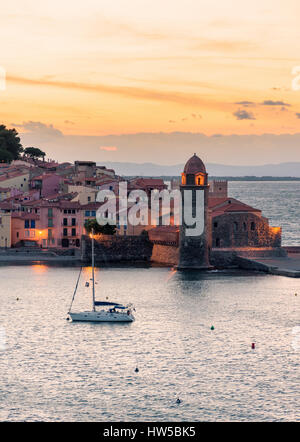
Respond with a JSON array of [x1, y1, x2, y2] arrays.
[[177, 153, 211, 269]]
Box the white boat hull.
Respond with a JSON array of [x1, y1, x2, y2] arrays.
[[69, 310, 135, 322]]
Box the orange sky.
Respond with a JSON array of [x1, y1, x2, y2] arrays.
[[1, 1, 300, 163]]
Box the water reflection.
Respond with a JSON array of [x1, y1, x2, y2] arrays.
[[0, 264, 299, 422]]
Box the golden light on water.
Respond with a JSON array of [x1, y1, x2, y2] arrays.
[[32, 264, 47, 274], [165, 268, 177, 283]]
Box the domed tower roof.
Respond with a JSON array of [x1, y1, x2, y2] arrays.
[[183, 153, 206, 174]]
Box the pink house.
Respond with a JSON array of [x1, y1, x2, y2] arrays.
[[20, 199, 84, 248], [31, 173, 64, 197], [38, 200, 84, 248]]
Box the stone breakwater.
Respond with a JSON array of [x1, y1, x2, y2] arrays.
[[81, 235, 153, 263], [1, 237, 299, 278]]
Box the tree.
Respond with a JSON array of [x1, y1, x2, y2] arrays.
[[0, 125, 23, 163], [84, 219, 116, 236], [24, 147, 46, 161]]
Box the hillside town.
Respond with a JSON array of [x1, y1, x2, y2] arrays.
[[0, 153, 281, 256]]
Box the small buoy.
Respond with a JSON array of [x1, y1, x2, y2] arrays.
[[211, 325, 215, 330], [251, 342, 255, 349], [176, 398, 181, 404], [295, 293, 297, 296], [66, 317, 70, 321], [135, 367, 139, 373], [16, 298, 19, 301]]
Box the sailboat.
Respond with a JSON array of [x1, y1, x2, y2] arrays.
[[67, 229, 135, 323]]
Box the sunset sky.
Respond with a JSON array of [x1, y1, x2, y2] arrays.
[[1, 0, 300, 165]]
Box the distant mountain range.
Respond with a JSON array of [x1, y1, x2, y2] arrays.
[[100, 161, 300, 178]]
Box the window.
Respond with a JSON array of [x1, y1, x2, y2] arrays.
[[16, 232, 19, 238], [24, 220, 29, 228], [48, 208, 53, 217], [251, 222, 255, 231], [88, 196, 91, 202], [72, 218, 76, 226], [72, 210, 75, 214], [68, 210, 71, 214], [234, 222, 238, 232], [216, 238, 221, 247], [48, 218, 53, 227], [214, 222, 218, 229], [63, 228, 68, 236], [243, 222, 247, 231], [30, 220, 35, 229], [48, 229, 52, 239], [64, 209, 67, 214], [0, 217, 2, 225], [30, 230, 35, 238], [72, 228, 76, 237], [85, 211, 90, 217], [25, 230, 30, 237], [63, 218, 68, 226], [91, 211, 96, 217]]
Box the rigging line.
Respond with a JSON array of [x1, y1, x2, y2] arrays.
[[68, 266, 82, 313]]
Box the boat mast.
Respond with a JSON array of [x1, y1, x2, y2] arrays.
[[92, 227, 95, 311], [68, 266, 82, 313]]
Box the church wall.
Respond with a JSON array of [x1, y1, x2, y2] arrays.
[[212, 212, 281, 248]]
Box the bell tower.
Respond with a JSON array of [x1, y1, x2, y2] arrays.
[[177, 153, 211, 269]]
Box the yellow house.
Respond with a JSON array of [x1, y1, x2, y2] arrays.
[[0, 171, 30, 192], [0, 211, 11, 248], [68, 184, 97, 205], [0, 187, 10, 201]]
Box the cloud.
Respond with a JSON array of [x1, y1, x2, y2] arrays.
[[14, 121, 63, 138], [261, 100, 291, 106], [7, 75, 221, 107], [17, 131, 300, 167], [235, 101, 256, 107], [233, 109, 256, 120], [88, 17, 168, 41], [99, 146, 117, 151], [64, 120, 75, 125], [192, 39, 257, 53]]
